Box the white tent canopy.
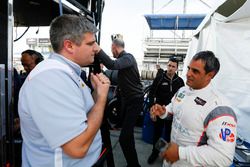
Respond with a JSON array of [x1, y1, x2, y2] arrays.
[[183, 0, 250, 142]]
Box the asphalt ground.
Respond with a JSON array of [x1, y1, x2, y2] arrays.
[[105, 127, 163, 167]]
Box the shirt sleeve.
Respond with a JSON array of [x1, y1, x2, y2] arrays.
[[97, 49, 134, 70], [148, 74, 162, 107], [160, 91, 177, 119], [24, 69, 92, 149], [179, 106, 237, 166], [159, 101, 174, 119]]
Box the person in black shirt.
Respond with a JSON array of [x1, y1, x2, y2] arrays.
[[147, 57, 184, 164], [95, 34, 143, 167]]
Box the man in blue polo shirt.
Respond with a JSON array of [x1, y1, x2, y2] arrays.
[[18, 14, 110, 167]]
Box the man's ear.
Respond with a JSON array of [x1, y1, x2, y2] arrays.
[[63, 40, 74, 54], [31, 54, 36, 62], [208, 71, 216, 79]]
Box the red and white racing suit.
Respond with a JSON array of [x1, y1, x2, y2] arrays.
[[161, 83, 237, 167]]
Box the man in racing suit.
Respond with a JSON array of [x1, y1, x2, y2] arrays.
[[151, 50, 237, 167]]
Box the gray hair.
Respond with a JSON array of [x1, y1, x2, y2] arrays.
[[49, 14, 98, 52], [112, 39, 125, 48], [192, 50, 220, 76], [111, 34, 125, 48]]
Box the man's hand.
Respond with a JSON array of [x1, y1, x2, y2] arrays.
[[14, 118, 20, 132], [90, 73, 110, 101], [94, 42, 101, 54], [150, 104, 166, 120], [161, 142, 179, 163]]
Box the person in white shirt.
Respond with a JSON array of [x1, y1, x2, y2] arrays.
[[151, 50, 237, 167], [18, 14, 110, 167]]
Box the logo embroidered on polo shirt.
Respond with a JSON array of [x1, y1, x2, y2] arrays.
[[194, 97, 206, 106], [81, 83, 85, 88], [176, 92, 185, 102]]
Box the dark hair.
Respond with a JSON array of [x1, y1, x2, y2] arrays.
[[168, 57, 179, 67], [21, 49, 37, 56], [34, 52, 44, 64], [21, 49, 44, 64], [192, 50, 220, 76]]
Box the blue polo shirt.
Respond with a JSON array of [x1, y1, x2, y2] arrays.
[[18, 53, 102, 167]]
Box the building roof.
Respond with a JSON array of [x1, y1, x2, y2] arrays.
[[144, 14, 205, 30]]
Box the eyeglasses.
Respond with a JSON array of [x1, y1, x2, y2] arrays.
[[111, 34, 123, 41], [111, 34, 117, 41]]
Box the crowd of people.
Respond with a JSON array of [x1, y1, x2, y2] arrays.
[[13, 14, 237, 167]]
